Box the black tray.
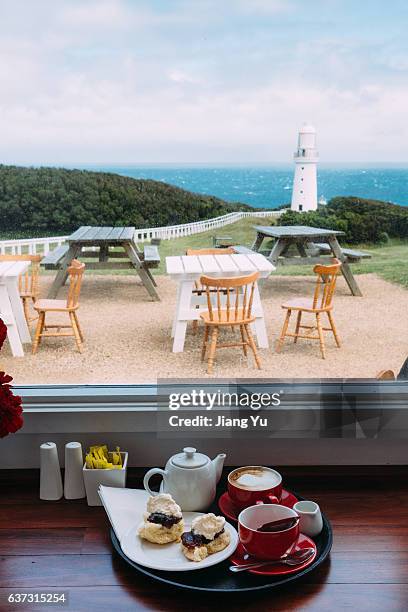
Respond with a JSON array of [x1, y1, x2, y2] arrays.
[[110, 491, 332, 593]]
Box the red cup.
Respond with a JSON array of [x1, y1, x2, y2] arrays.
[[227, 466, 283, 510], [238, 504, 300, 560]]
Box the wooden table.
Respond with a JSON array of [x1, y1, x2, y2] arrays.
[[166, 252, 274, 352], [43, 226, 160, 301], [251, 225, 362, 296], [1, 466, 407, 611], [0, 261, 31, 356]]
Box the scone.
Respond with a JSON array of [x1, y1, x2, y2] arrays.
[[138, 494, 184, 544], [181, 513, 230, 562]]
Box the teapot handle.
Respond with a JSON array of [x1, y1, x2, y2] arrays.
[[143, 468, 167, 497]]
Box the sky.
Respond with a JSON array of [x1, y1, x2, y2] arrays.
[[1, 0, 408, 164]]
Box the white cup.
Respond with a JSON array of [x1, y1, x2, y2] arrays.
[[293, 500, 323, 537], [40, 442, 63, 501], [64, 442, 86, 499]]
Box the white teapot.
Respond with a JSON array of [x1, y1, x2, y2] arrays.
[[143, 447, 226, 511]]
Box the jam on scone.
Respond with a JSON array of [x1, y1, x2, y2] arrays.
[[181, 513, 231, 561], [138, 494, 184, 544]]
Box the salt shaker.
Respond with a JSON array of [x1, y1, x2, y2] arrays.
[[40, 442, 63, 500], [64, 442, 86, 499]]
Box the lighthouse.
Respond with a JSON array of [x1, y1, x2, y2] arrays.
[[291, 123, 318, 212]]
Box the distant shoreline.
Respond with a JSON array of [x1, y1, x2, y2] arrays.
[[2, 162, 407, 209], [82, 164, 408, 209]]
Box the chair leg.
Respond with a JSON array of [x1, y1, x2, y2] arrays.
[[69, 312, 83, 353], [32, 312, 45, 354], [73, 312, 84, 342], [276, 310, 291, 353], [22, 297, 30, 325], [30, 297, 39, 324], [327, 311, 341, 347], [294, 311, 302, 343], [316, 313, 326, 359], [192, 319, 198, 335], [240, 325, 248, 357], [245, 324, 262, 370], [207, 327, 218, 375], [201, 325, 209, 361]]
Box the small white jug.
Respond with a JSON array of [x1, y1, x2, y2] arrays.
[[293, 500, 323, 537]]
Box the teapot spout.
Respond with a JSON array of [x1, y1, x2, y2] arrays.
[[212, 453, 226, 483]]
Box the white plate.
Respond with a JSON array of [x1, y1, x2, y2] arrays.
[[120, 512, 238, 572]]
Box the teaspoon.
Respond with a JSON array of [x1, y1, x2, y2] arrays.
[[230, 547, 314, 573]]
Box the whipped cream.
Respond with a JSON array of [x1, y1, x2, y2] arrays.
[[191, 513, 225, 540], [146, 494, 182, 518]]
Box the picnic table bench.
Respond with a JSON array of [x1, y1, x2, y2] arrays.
[[312, 243, 371, 262], [42, 226, 160, 301], [42, 244, 70, 268], [212, 235, 234, 248], [251, 225, 368, 296]]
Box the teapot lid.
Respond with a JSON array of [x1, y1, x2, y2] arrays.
[[171, 447, 208, 469]]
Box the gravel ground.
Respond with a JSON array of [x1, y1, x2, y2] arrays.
[[1, 273, 407, 384]]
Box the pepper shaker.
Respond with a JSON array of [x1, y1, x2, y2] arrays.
[[40, 442, 63, 500], [64, 442, 86, 499]]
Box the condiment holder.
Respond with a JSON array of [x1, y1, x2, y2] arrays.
[[83, 451, 128, 506]]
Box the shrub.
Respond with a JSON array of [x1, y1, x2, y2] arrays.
[[277, 196, 408, 244], [0, 165, 252, 233]]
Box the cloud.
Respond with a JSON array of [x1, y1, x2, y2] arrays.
[[60, 0, 130, 28], [235, 0, 293, 14], [0, 1, 406, 163]]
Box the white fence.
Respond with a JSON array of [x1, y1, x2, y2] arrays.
[[0, 209, 284, 255]]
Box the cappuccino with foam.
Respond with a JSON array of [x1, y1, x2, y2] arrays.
[[230, 467, 281, 491]]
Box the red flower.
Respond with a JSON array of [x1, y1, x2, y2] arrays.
[[0, 320, 23, 437], [0, 318, 6, 351]]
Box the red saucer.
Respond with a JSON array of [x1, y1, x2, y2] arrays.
[[230, 533, 317, 576], [218, 489, 299, 522]]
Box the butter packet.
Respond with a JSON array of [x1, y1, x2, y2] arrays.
[[85, 445, 123, 469]]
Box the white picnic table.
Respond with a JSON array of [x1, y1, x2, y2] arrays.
[[166, 252, 275, 352], [0, 261, 32, 356]]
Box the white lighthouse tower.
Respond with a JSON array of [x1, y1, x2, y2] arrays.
[[291, 123, 318, 212]]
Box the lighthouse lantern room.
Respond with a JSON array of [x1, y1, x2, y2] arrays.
[[291, 123, 318, 212]]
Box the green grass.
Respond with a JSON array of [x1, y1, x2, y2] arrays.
[[151, 220, 408, 288], [149, 218, 408, 288], [270, 239, 408, 288], [153, 216, 277, 274], [5, 216, 408, 288]]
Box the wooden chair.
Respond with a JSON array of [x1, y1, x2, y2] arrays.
[[186, 248, 235, 334], [199, 271, 261, 374], [32, 260, 85, 354], [276, 259, 342, 359], [0, 254, 42, 324], [376, 370, 395, 380]]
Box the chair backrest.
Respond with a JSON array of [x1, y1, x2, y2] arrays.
[[66, 260, 85, 308], [199, 272, 260, 322], [187, 248, 236, 291], [376, 370, 395, 381], [186, 247, 235, 256], [312, 259, 341, 310], [0, 254, 42, 298]]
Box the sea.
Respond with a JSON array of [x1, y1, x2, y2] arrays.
[[80, 164, 408, 209]]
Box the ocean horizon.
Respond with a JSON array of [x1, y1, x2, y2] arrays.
[[75, 164, 408, 210]]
